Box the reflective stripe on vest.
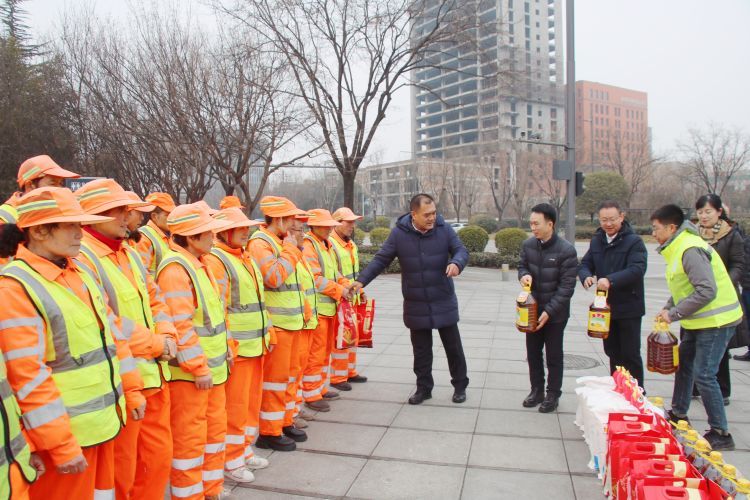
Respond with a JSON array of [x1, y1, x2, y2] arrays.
[[661, 230, 744, 330], [157, 253, 228, 384], [139, 225, 170, 274], [297, 259, 318, 330], [330, 235, 359, 281], [78, 243, 168, 389], [0, 204, 17, 225], [1, 261, 125, 447], [250, 231, 306, 331], [210, 248, 270, 358], [303, 234, 336, 317], [0, 361, 37, 498]]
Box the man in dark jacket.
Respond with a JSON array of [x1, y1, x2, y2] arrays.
[[518, 203, 578, 413], [578, 200, 648, 389], [733, 227, 750, 361], [352, 193, 470, 405]]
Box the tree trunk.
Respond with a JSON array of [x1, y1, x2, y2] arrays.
[[342, 169, 356, 209]]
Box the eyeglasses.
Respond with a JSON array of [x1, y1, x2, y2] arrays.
[[599, 217, 621, 223]]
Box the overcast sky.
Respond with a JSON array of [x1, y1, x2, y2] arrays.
[[23, 0, 750, 164]]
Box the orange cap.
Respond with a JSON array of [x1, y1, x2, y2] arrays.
[[167, 202, 232, 236], [259, 196, 306, 218], [75, 178, 150, 215], [219, 196, 245, 210], [305, 209, 341, 227], [145, 192, 177, 213], [17, 155, 80, 188], [332, 207, 363, 222], [15, 187, 113, 229], [195, 200, 219, 216], [126, 191, 155, 213], [213, 207, 261, 231]]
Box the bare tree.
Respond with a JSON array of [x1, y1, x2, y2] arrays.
[[603, 129, 661, 207], [478, 146, 514, 222], [678, 123, 750, 197]]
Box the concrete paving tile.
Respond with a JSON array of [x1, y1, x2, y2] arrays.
[[297, 421, 386, 456], [563, 439, 598, 474], [230, 489, 320, 499], [469, 435, 568, 472], [475, 408, 563, 439], [487, 359, 530, 374], [485, 371, 532, 390], [421, 385, 480, 408], [480, 388, 530, 411], [461, 468, 575, 500], [433, 369, 486, 388], [347, 460, 465, 500], [368, 353, 416, 368], [392, 404, 478, 433], [373, 427, 472, 465], [571, 473, 606, 499], [363, 366, 417, 384], [489, 347, 529, 361], [345, 381, 413, 403], [315, 399, 402, 426], [383, 344, 416, 356], [249, 451, 365, 497], [557, 413, 585, 440], [461, 346, 492, 359]]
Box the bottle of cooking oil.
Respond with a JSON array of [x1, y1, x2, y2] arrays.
[[516, 280, 538, 333], [587, 289, 611, 339], [647, 319, 679, 374]]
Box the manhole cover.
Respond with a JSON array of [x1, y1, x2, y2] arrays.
[[564, 354, 600, 370]]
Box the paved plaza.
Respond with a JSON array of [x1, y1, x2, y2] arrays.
[[230, 246, 750, 499]]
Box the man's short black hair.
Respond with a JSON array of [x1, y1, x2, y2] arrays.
[[597, 200, 622, 213], [531, 203, 557, 225], [410, 193, 435, 212], [650, 204, 685, 227]]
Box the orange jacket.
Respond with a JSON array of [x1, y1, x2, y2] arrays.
[[135, 220, 168, 272], [0, 246, 135, 465], [155, 242, 219, 378], [302, 232, 349, 301]]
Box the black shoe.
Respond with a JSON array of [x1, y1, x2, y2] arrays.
[[255, 434, 296, 451], [538, 393, 559, 413], [733, 351, 750, 361], [331, 381, 352, 391], [348, 374, 368, 383], [282, 425, 308, 442], [322, 390, 340, 400], [452, 391, 467, 404], [704, 429, 735, 451], [724, 397, 730, 406], [522, 388, 545, 408], [666, 410, 690, 427], [408, 390, 432, 405]]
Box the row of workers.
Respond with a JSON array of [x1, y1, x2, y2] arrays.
[[0, 155, 368, 499]]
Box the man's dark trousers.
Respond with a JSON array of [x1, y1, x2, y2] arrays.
[[410, 324, 469, 393], [604, 317, 644, 389], [526, 320, 567, 396]]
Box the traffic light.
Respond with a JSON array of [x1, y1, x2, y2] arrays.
[[575, 171, 585, 196]]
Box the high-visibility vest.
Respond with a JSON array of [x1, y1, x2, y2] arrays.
[[297, 258, 318, 330], [304, 234, 338, 318], [0, 359, 37, 499], [78, 242, 170, 389], [0, 203, 17, 224], [209, 247, 271, 358], [157, 253, 229, 384], [661, 230, 743, 330], [139, 224, 171, 274], [2, 260, 126, 447], [330, 234, 359, 280], [250, 231, 308, 331]]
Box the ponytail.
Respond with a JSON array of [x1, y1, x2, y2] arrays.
[[0, 224, 27, 258]]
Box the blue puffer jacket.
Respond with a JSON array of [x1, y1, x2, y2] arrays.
[[357, 214, 469, 330]]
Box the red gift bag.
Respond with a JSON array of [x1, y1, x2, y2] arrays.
[[355, 298, 375, 348], [336, 300, 359, 349]]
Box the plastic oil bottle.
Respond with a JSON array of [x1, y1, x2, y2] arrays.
[[587, 289, 611, 339], [516, 280, 538, 333], [718, 464, 738, 497], [733, 478, 750, 499], [702, 451, 725, 482], [647, 319, 679, 374]]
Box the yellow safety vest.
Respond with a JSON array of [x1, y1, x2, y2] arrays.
[[661, 230, 743, 330], [297, 258, 318, 330], [78, 242, 171, 389], [250, 231, 308, 331], [210, 248, 271, 358], [0, 359, 37, 499], [0, 204, 17, 224], [139, 224, 171, 275], [330, 235, 359, 281], [2, 261, 126, 447], [304, 234, 338, 318], [157, 253, 229, 384]]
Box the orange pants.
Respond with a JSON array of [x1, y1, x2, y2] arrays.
[[114, 384, 172, 500], [169, 382, 227, 499], [293, 329, 315, 414], [329, 314, 350, 385], [9, 463, 31, 499], [302, 317, 333, 401], [259, 328, 299, 436], [224, 356, 263, 471], [31, 439, 115, 500], [348, 348, 359, 378]]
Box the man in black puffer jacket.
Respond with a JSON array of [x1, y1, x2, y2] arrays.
[[578, 200, 648, 388], [518, 203, 578, 413], [353, 194, 470, 406]]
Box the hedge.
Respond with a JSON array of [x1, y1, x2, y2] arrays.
[[359, 218, 375, 232], [374, 216, 391, 229], [469, 213, 500, 234], [495, 228, 528, 256], [369, 227, 391, 246], [352, 228, 366, 246], [358, 252, 401, 274], [457, 225, 489, 253]]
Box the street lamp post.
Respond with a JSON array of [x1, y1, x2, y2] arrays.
[[563, 0, 576, 243]]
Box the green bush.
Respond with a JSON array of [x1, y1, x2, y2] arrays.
[[374, 216, 391, 229], [457, 225, 489, 253], [369, 227, 391, 246], [631, 225, 652, 236], [359, 218, 375, 232], [352, 228, 366, 246], [358, 252, 401, 274], [494, 228, 528, 256], [469, 213, 500, 234], [575, 225, 599, 239]]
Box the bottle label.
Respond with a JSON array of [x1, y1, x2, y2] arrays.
[[517, 291, 528, 302], [517, 306, 529, 327], [673, 345, 679, 367], [588, 311, 610, 333]]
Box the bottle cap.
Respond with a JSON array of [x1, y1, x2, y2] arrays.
[[686, 429, 699, 440], [694, 439, 711, 453], [676, 420, 690, 432], [708, 451, 723, 462], [649, 396, 664, 407], [722, 464, 737, 477], [735, 478, 750, 493]]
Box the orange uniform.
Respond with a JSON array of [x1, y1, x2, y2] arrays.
[[136, 220, 169, 274], [330, 230, 361, 378]]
